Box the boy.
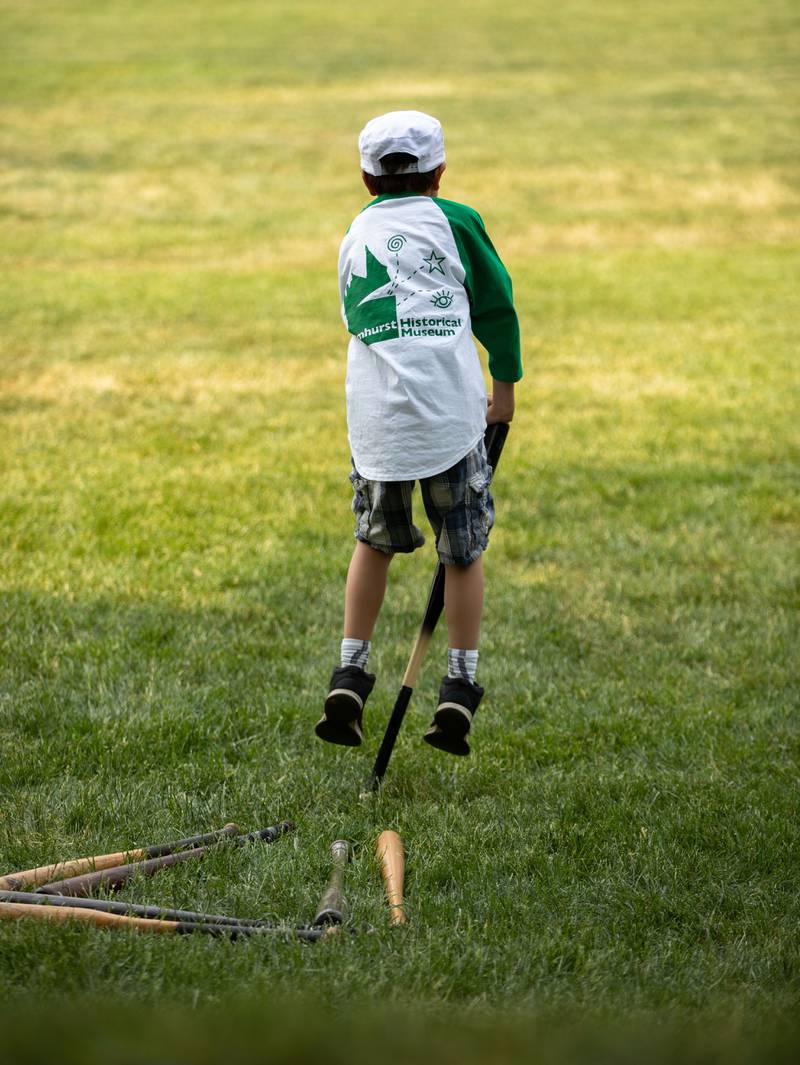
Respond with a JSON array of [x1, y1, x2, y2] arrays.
[[315, 110, 522, 756]]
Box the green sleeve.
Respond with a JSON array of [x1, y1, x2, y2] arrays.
[[436, 198, 523, 382]]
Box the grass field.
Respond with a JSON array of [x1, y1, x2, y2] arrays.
[[1, 0, 798, 1057]]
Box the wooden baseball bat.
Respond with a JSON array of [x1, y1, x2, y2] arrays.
[[0, 823, 242, 892], [0, 890, 272, 928], [375, 830, 407, 926], [0, 901, 179, 934], [0, 902, 327, 941], [368, 421, 510, 790], [36, 821, 295, 897], [36, 845, 213, 897], [312, 840, 349, 926]]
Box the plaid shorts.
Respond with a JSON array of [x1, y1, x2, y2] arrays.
[[349, 440, 495, 566]]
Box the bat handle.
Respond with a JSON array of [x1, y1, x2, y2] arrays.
[[245, 821, 296, 844], [484, 419, 510, 467]]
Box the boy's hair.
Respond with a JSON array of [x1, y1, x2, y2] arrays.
[[367, 152, 439, 194]]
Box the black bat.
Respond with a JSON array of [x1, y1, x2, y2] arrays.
[[367, 421, 510, 790]]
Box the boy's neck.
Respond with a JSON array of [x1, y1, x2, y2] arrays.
[[361, 163, 445, 199], [371, 190, 436, 202]]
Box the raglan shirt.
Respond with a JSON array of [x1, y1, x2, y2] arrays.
[[338, 193, 522, 481]]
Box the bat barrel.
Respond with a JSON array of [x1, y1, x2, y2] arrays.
[[376, 830, 407, 926], [312, 840, 350, 926], [0, 901, 180, 934], [370, 686, 414, 788]]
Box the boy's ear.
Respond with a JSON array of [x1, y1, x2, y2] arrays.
[[430, 162, 446, 193], [362, 170, 379, 195]]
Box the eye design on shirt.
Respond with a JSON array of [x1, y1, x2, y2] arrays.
[[430, 289, 454, 309]]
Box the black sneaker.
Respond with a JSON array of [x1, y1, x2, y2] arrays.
[[423, 676, 484, 756], [315, 665, 376, 747]]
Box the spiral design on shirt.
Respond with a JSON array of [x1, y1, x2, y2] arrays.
[[387, 234, 407, 253]]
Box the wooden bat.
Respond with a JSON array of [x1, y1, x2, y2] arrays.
[[368, 422, 510, 790], [375, 830, 407, 926], [0, 901, 179, 934], [0, 824, 242, 892], [312, 840, 349, 926], [0, 890, 272, 928], [0, 902, 327, 941], [37, 845, 215, 897], [36, 821, 295, 897]]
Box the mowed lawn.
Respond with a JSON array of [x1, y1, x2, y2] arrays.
[[0, 0, 798, 1053]]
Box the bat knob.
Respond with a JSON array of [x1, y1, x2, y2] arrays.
[[312, 906, 345, 927]]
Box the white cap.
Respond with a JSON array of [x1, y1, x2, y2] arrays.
[[358, 110, 446, 176]]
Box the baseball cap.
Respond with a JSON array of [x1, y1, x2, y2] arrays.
[[358, 110, 446, 176]]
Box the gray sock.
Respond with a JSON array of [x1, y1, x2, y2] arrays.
[[448, 648, 478, 683], [341, 638, 371, 670]]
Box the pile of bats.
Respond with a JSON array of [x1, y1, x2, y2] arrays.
[[0, 823, 407, 942]]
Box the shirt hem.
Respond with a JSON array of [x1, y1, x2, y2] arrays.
[[350, 430, 485, 482]]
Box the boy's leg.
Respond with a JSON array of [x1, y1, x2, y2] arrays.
[[344, 540, 394, 642], [443, 555, 484, 649], [420, 443, 493, 754], [317, 470, 423, 747], [343, 472, 420, 651], [316, 543, 392, 747]]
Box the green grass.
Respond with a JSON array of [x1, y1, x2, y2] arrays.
[[0, 0, 798, 1056]]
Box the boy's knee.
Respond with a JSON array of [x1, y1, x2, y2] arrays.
[[438, 542, 486, 567], [362, 540, 395, 562], [448, 557, 482, 571]]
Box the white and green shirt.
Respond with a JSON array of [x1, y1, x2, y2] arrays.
[[338, 192, 522, 481]]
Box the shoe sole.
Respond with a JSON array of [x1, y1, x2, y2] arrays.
[[423, 702, 473, 756], [423, 723, 470, 756], [315, 689, 363, 747], [434, 702, 473, 736]]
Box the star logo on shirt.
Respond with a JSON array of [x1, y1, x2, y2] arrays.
[[422, 249, 446, 275]]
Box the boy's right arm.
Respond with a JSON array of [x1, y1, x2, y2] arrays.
[[436, 199, 523, 388]]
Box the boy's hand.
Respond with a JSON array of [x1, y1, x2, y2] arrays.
[[486, 380, 515, 425]]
